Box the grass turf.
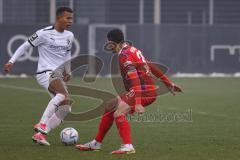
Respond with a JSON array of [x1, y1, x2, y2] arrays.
[[0, 77, 239, 160]]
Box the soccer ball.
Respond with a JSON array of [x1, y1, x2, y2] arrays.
[[60, 127, 79, 145]]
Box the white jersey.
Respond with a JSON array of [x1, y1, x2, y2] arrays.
[[28, 26, 74, 73]]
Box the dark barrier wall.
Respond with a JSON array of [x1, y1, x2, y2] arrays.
[[0, 24, 240, 75], [0, 24, 88, 75], [127, 25, 240, 73]]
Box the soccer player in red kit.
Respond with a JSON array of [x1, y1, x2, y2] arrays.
[[75, 29, 182, 154]]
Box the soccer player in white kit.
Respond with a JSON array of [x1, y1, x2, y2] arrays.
[[4, 7, 74, 146]]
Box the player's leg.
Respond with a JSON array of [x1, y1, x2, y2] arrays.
[[75, 111, 115, 151], [76, 93, 135, 153], [111, 98, 135, 154], [33, 71, 60, 145], [112, 93, 157, 153], [34, 71, 58, 134], [112, 95, 157, 153], [111, 93, 157, 154], [76, 98, 118, 151], [46, 76, 71, 133], [33, 71, 71, 145], [34, 71, 64, 131]]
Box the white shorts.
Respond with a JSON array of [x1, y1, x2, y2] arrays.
[[36, 70, 68, 98], [36, 71, 55, 97]]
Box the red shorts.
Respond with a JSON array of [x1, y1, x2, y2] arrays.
[[120, 89, 157, 112]]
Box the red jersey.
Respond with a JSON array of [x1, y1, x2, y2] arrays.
[[118, 44, 172, 105], [119, 45, 155, 91]]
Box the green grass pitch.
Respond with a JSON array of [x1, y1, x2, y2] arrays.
[[0, 77, 239, 160]]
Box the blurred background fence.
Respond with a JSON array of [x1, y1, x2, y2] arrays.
[[0, 0, 240, 74]]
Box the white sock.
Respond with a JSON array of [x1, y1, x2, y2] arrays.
[[124, 144, 134, 149], [92, 139, 102, 145], [47, 105, 71, 132], [90, 139, 102, 148], [46, 113, 61, 132], [39, 93, 65, 124]]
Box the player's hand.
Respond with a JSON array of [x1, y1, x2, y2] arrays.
[[4, 62, 13, 73], [169, 83, 183, 95], [135, 104, 145, 114], [63, 73, 71, 82], [172, 84, 182, 92]]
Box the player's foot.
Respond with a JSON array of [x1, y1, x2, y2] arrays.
[[32, 132, 50, 146], [111, 144, 136, 154], [75, 139, 101, 151], [34, 123, 48, 135]]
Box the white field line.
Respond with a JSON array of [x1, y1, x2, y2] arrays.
[[0, 123, 97, 128], [0, 84, 45, 93]]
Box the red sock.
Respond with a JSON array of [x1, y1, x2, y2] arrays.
[[95, 111, 114, 142], [115, 115, 132, 144]]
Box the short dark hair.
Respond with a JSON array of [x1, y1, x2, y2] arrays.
[[107, 29, 124, 44], [56, 7, 73, 17]]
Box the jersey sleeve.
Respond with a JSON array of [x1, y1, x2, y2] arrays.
[[66, 33, 73, 58], [28, 30, 45, 47], [9, 41, 32, 63], [64, 33, 74, 74], [120, 54, 142, 105], [147, 61, 172, 87], [71, 32, 74, 46]]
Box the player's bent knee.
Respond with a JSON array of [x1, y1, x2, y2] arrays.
[[55, 93, 72, 106], [59, 93, 71, 106], [113, 98, 132, 118], [59, 99, 72, 106]]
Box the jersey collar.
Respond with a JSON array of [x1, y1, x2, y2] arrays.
[[118, 43, 129, 54]]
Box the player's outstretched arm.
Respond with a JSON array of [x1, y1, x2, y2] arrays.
[[147, 61, 172, 85], [147, 61, 183, 94], [3, 41, 32, 73]]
